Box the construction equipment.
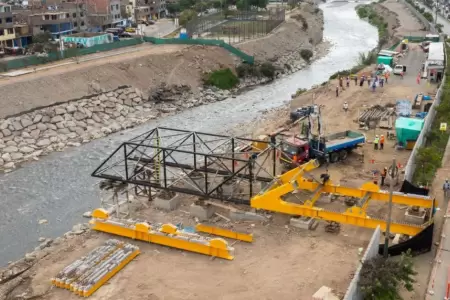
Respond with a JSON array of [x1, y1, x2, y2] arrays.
[[51, 239, 140, 297], [250, 160, 436, 236], [90, 208, 235, 260]]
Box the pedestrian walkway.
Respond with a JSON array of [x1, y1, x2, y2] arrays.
[[426, 138, 450, 299]]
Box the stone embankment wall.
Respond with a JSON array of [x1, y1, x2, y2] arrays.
[[0, 84, 232, 172]]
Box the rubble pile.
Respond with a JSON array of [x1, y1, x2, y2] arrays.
[[0, 84, 233, 173], [358, 105, 394, 128]]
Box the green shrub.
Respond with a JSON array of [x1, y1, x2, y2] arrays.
[[423, 12, 433, 22], [260, 62, 276, 78], [203, 68, 239, 89], [300, 49, 313, 62]]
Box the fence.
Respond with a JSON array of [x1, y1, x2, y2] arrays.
[[403, 44, 447, 182], [185, 8, 285, 44], [343, 226, 381, 300], [0, 35, 255, 72]]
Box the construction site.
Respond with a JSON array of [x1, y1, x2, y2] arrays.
[[0, 39, 441, 299]]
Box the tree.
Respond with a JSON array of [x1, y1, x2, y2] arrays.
[[212, 0, 223, 9], [359, 251, 417, 300], [167, 2, 181, 14], [178, 0, 196, 11], [236, 0, 250, 11], [179, 9, 197, 26]]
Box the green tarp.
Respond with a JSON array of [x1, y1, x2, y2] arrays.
[[395, 117, 424, 145]]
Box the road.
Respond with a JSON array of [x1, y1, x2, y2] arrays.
[[0, 2, 378, 266], [144, 19, 177, 37], [416, 1, 450, 34]]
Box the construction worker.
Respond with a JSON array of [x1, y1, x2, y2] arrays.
[[443, 179, 450, 201], [384, 72, 389, 84], [346, 76, 350, 88], [343, 101, 349, 113], [336, 86, 339, 97], [374, 135, 379, 150], [354, 75, 358, 85], [379, 134, 385, 150], [381, 167, 387, 186]]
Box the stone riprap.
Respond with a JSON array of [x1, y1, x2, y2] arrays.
[[0, 84, 233, 173]]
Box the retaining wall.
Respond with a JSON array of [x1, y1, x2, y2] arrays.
[[343, 226, 381, 300]]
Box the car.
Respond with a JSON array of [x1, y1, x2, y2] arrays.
[[125, 27, 136, 33], [393, 64, 406, 75]]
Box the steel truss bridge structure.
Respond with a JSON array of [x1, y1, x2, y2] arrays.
[[92, 127, 281, 204]]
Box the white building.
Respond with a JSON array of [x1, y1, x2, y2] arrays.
[[426, 42, 445, 82]]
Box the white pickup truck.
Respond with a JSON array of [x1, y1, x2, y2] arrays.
[[393, 64, 406, 75]]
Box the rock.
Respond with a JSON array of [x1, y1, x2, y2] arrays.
[[49, 136, 58, 143], [2, 153, 11, 162], [31, 150, 43, 157], [19, 146, 34, 154], [36, 123, 47, 131], [83, 211, 92, 218], [11, 152, 23, 160], [73, 112, 87, 121], [50, 115, 64, 123], [21, 118, 33, 128], [98, 94, 108, 101], [33, 114, 43, 123], [12, 121, 23, 131], [66, 132, 77, 139], [57, 128, 71, 134], [4, 162, 15, 169], [5, 140, 17, 146], [37, 139, 51, 147], [56, 122, 65, 129], [0, 121, 9, 130], [0, 158, 3, 166], [75, 121, 87, 128], [24, 253, 36, 262], [124, 99, 133, 106], [133, 97, 142, 103], [72, 223, 89, 232], [54, 107, 66, 115], [92, 113, 101, 123], [38, 219, 48, 225], [73, 127, 85, 136], [105, 101, 116, 108], [66, 121, 76, 127], [21, 131, 31, 138], [66, 104, 77, 113], [43, 129, 57, 137], [39, 238, 53, 249], [24, 138, 36, 144], [2, 128, 11, 137], [38, 237, 45, 242], [47, 123, 57, 130], [3, 146, 18, 153], [30, 129, 41, 138]]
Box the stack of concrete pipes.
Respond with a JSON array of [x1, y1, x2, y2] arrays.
[[51, 239, 140, 297]]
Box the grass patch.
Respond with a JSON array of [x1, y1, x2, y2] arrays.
[[356, 4, 389, 48], [412, 46, 450, 185], [203, 68, 239, 89], [235, 61, 277, 79]]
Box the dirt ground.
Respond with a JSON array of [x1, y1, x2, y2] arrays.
[[0, 44, 236, 119], [2, 194, 365, 300], [382, 0, 427, 37]]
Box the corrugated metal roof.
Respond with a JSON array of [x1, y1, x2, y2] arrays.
[[428, 42, 444, 62]]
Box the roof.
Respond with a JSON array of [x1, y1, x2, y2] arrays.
[[395, 117, 424, 131], [428, 42, 444, 61]]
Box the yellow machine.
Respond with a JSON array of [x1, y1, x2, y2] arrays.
[[251, 160, 435, 235]]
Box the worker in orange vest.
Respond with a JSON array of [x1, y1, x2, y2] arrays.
[[379, 134, 385, 150]]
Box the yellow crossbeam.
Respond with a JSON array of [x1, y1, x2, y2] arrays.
[[297, 180, 435, 208], [251, 197, 425, 236], [195, 224, 253, 242]]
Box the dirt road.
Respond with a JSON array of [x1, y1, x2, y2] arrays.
[[382, 0, 425, 37]]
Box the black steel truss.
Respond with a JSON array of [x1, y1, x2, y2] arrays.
[[92, 127, 281, 204]]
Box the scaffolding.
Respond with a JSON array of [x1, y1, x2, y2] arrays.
[[92, 127, 282, 205]]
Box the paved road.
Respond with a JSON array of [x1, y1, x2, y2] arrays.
[[417, 1, 450, 34], [144, 19, 177, 37], [0, 2, 378, 266]]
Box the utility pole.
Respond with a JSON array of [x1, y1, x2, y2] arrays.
[[383, 158, 396, 259]]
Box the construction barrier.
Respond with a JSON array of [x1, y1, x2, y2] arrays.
[[195, 223, 253, 242], [90, 208, 235, 260], [51, 239, 139, 297]]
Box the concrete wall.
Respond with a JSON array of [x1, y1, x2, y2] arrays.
[[399, 0, 435, 33], [404, 69, 446, 182], [343, 226, 381, 300]]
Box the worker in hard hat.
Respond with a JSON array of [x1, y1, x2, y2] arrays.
[[444, 179, 450, 201], [373, 135, 379, 150], [343, 101, 348, 113], [379, 134, 385, 150]]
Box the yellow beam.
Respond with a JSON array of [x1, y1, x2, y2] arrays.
[[304, 186, 323, 207], [90, 213, 234, 260], [251, 197, 425, 236], [195, 224, 253, 242], [297, 180, 435, 208]]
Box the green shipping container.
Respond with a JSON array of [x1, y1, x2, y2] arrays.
[[377, 56, 393, 66], [395, 117, 424, 146]]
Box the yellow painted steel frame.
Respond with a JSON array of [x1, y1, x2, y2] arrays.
[[251, 160, 435, 236], [195, 224, 253, 242], [83, 249, 140, 297], [91, 210, 234, 260]]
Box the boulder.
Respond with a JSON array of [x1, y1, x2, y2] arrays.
[[50, 115, 64, 123], [20, 146, 34, 154], [10, 152, 23, 160], [37, 139, 51, 147], [54, 107, 66, 115], [2, 128, 11, 137], [21, 118, 33, 128], [33, 114, 43, 123], [2, 153, 11, 162], [12, 121, 23, 131], [3, 146, 18, 153], [36, 123, 47, 131], [30, 129, 41, 138], [73, 112, 87, 121], [66, 104, 77, 113]]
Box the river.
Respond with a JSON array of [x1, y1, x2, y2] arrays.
[[0, 2, 378, 266]]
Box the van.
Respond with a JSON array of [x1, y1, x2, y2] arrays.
[[393, 65, 406, 75]]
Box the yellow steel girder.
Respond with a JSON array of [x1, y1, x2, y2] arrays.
[[195, 224, 253, 242], [251, 196, 425, 236]]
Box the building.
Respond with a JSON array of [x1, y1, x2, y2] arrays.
[[0, 4, 15, 47], [87, 0, 126, 30], [426, 42, 445, 82], [28, 11, 74, 39], [124, 0, 166, 22]]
